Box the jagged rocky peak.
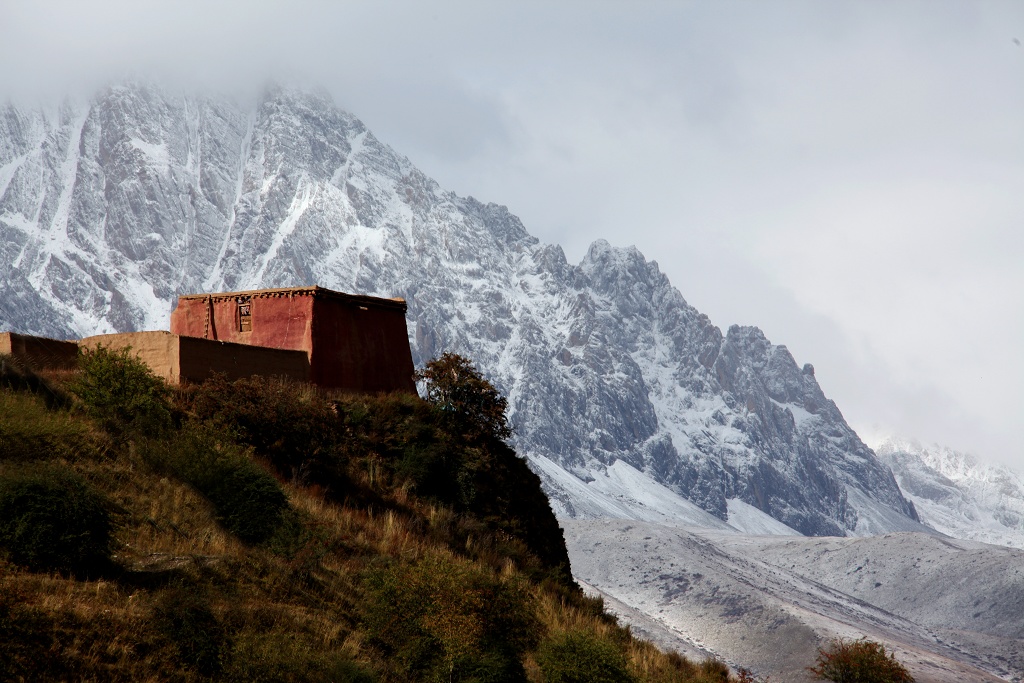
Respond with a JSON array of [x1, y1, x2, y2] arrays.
[[0, 82, 923, 537]]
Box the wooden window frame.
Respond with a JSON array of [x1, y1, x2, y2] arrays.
[[237, 296, 252, 333]]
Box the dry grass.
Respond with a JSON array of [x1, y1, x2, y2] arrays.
[[0, 390, 108, 462], [0, 375, 751, 683]]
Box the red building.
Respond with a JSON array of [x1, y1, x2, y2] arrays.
[[169, 286, 416, 394]]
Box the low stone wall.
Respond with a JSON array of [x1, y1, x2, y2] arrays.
[[80, 331, 310, 385], [80, 331, 180, 382], [0, 332, 79, 370]]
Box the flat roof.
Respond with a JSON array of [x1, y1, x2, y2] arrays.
[[176, 285, 407, 311]]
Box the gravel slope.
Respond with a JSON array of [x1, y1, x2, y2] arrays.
[[562, 518, 1022, 682]]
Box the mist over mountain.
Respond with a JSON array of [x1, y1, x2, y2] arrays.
[[1, 82, 921, 536], [877, 439, 1024, 549]]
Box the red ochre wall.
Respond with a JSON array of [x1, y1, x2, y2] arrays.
[[169, 293, 314, 355], [169, 290, 416, 394], [310, 296, 416, 394]]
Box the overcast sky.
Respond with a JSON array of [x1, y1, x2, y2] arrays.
[[2, 0, 1022, 466]]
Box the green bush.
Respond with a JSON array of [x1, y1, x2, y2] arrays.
[[71, 344, 171, 436], [182, 374, 340, 483], [536, 630, 636, 683], [362, 552, 537, 682], [145, 426, 288, 544], [809, 638, 915, 683], [152, 585, 229, 676], [0, 465, 112, 575]]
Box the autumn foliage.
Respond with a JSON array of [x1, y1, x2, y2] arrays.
[[808, 638, 915, 683], [414, 352, 512, 443]]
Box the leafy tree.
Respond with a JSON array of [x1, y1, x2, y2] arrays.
[[412, 355, 572, 579], [808, 638, 914, 683], [415, 353, 511, 443], [71, 344, 171, 436]]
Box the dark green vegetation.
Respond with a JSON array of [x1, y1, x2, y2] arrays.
[[809, 638, 915, 683], [0, 465, 112, 576], [536, 630, 635, 683], [0, 349, 755, 682], [72, 344, 172, 436]]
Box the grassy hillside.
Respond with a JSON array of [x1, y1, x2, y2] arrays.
[[0, 349, 752, 683]]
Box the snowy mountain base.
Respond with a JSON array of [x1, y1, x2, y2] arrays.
[[563, 519, 1023, 683]]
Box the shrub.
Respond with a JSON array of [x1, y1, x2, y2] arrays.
[[152, 585, 229, 676], [808, 638, 915, 683], [0, 465, 112, 575], [145, 425, 288, 544], [536, 630, 636, 683], [182, 374, 340, 483], [362, 552, 537, 682], [71, 344, 171, 436]]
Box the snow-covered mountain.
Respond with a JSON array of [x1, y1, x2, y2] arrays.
[[0, 82, 921, 536], [877, 439, 1024, 549]]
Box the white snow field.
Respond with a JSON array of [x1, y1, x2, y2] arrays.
[[562, 519, 1024, 683]]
